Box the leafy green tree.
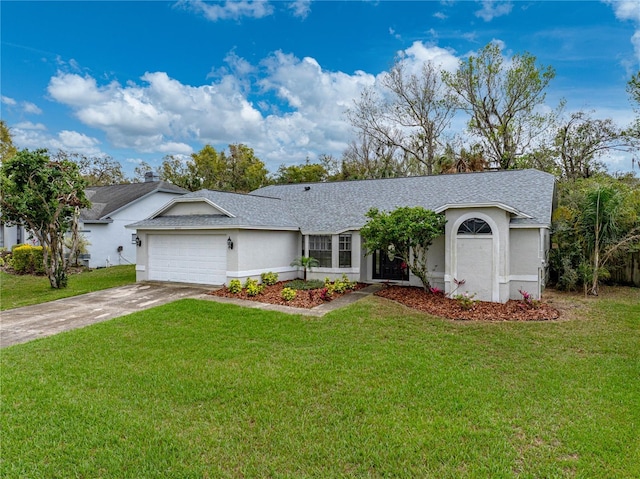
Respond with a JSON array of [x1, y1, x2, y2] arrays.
[[56, 151, 128, 186], [360, 206, 446, 290], [550, 176, 640, 294], [0, 149, 90, 288], [290, 256, 320, 282], [443, 42, 556, 170], [158, 154, 196, 190], [131, 161, 154, 183], [157, 144, 268, 192], [190, 144, 227, 190], [0, 120, 18, 162], [627, 72, 640, 168], [225, 144, 269, 192], [274, 159, 328, 184]]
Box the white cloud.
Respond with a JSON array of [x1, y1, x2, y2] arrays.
[[14, 121, 47, 130], [58, 130, 100, 150], [475, 1, 513, 22], [1, 95, 43, 115], [22, 101, 43, 115], [1, 95, 17, 106], [11, 125, 103, 156], [402, 42, 460, 73], [605, 0, 640, 62], [176, 0, 274, 21], [433, 12, 447, 20], [43, 43, 469, 169], [289, 0, 311, 19]]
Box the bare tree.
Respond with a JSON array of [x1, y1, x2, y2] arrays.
[[340, 132, 425, 180], [443, 43, 556, 170], [554, 111, 639, 180], [347, 58, 456, 175]]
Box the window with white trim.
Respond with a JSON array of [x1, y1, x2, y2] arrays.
[[339, 234, 352, 268], [309, 235, 332, 267]]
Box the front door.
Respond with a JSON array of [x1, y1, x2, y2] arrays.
[[372, 250, 409, 281]]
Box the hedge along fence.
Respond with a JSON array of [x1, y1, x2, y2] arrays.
[[10, 244, 47, 274], [610, 251, 640, 287]]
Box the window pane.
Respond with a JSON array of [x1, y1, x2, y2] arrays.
[[457, 218, 492, 235], [339, 234, 351, 267], [309, 235, 331, 267], [339, 251, 351, 268]]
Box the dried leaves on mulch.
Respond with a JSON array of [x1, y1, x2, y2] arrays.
[[209, 281, 366, 309], [375, 286, 560, 321]]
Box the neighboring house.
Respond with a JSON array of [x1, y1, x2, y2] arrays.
[[128, 169, 556, 302], [80, 173, 187, 268], [0, 222, 29, 250]]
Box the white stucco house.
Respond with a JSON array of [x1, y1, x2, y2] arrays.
[[127, 169, 556, 302], [80, 174, 187, 268], [0, 222, 29, 250]]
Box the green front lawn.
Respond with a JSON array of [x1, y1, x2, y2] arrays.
[[2, 290, 639, 477], [0, 265, 136, 310]]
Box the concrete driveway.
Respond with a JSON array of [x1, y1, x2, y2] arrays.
[[0, 282, 212, 348]]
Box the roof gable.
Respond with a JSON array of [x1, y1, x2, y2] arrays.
[[81, 181, 188, 221]]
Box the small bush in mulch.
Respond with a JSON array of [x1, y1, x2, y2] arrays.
[[376, 285, 560, 321], [209, 280, 366, 309]]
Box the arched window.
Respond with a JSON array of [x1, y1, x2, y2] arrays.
[[457, 218, 492, 235]]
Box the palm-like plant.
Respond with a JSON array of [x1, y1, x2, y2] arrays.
[[290, 256, 320, 282]]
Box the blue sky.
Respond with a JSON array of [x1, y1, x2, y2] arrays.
[[2, 1, 639, 176]]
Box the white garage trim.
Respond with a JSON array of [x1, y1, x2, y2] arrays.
[[148, 234, 227, 285]]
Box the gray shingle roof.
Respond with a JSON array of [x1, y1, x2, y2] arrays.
[[128, 189, 300, 230], [252, 169, 556, 232], [128, 169, 556, 233], [82, 181, 188, 221]]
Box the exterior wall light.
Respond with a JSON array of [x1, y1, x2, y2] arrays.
[[227, 236, 234, 250], [135, 235, 142, 247]]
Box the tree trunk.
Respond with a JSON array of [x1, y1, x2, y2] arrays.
[[590, 190, 601, 296]]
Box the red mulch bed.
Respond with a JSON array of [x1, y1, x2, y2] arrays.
[[375, 285, 560, 321], [209, 281, 367, 309]]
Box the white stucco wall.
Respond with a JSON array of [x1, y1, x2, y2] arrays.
[[445, 207, 511, 303], [1, 224, 21, 249], [162, 201, 226, 216], [509, 228, 546, 299], [84, 191, 182, 268], [233, 229, 300, 282]]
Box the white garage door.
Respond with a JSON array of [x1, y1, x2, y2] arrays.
[[148, 234, 227, 285]]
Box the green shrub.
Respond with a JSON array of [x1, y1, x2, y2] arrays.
[[286, 279, 325, 290], [10, 245, 46, 274], [333, 279, 347, 294], [246, 282, 264, 297], [341, 274, 356, 290], [261, 271, 279, 286], [228, 279, 242, 294], [281, 287, 297, 301], [244, 278, 258, 289], [32, 246, 45, 274]]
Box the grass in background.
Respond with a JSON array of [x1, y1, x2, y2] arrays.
[[1, 289, 639, 478], [0, 265, 135, 310]]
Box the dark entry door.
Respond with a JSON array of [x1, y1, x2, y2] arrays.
[[372, 250, 409, 281]]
